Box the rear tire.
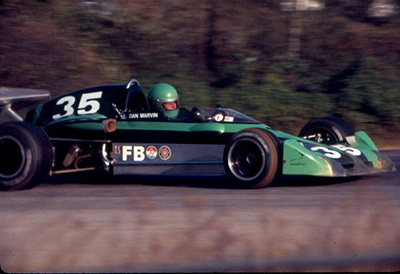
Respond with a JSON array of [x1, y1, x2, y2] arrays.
[[298, 117, 354, 145], [224, 128, 279, 188], [0, 122, 53, 191]]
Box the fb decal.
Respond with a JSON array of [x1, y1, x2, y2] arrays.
[[122, 146, 145, 161], [115, 145, 173, 162]]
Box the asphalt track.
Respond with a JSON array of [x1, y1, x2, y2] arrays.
[[1, 150, 399, 272]]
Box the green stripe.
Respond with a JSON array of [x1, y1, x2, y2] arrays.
[[115, 121, 269, 133], [46, 114, 107, 127], [47, 118, 269, 134]]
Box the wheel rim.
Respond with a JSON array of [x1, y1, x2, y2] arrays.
[[0, 136, 26, 179], [228, 137, 267, 181], [304, 128, 339, 145]]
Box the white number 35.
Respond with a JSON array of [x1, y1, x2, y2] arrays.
[[311, 146, 342, 159], [52, 91, 103, 120], [311, 145, 362, 159]]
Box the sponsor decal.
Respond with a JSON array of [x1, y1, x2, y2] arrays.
[[224, 116, 234, 122], [116, 145, 146, 161], [159, 145, 171, 160], [146, 146, 158, 160], [213, 113, 224, 122], [114, 144, 176, 162]]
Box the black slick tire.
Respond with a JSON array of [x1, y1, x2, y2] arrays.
[[223, 128, 279, 189], [0, 122, 53, 191], [298, 117, 355, 145]]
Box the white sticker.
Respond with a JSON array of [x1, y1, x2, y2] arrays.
[[214, 113, 224, 122], [122, 145, 145, 161], [133, 146, 145, 161], [52, 91, 103, 120], [332, 145, 362, 156], [311, 146, 342, 159], [224, 116, 234, 122]]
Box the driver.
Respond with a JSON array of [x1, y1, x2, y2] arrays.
[[148, 83, 190, 120]]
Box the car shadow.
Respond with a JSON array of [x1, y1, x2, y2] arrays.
[[43, 171, 362, 190], [274, 175, 361, 187]]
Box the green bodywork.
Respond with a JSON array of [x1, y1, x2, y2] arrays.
[[27, 80, 394, 178], [40, 112, 394, 177], [278, 130, 393, 176]]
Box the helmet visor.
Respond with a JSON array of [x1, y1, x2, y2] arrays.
[[162, 101, 179, 111]]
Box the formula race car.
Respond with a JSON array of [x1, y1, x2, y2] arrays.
[[0, 78, 396, 190]]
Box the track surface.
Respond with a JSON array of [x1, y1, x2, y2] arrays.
[[1, 150, 399, 272]]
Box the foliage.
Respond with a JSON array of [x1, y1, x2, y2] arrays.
[[0, 0, 399, 145]]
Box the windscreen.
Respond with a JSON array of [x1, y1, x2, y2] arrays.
[[200, 108, 260, 124]]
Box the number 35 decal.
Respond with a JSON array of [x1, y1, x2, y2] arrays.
[[311, 146, 342, 159], [311, 145, 362, 159], [52, 91, 103, 120]]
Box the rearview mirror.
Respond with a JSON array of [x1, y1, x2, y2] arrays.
[[191, 107, 205, 122]]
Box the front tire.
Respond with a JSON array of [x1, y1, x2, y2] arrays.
[[224, 128, 279, 188], [298, 117, 355, 145], [0, 122, 53, 191]]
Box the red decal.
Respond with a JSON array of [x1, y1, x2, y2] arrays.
[[159, 146, 171, 160]]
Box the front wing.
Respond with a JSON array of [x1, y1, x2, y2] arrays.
[[281, 131, 396, 177]]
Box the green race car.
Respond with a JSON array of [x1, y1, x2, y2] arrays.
[[0, 78, 396, 190]]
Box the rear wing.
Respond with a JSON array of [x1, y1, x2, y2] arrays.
[[0, 87, 50, 124]]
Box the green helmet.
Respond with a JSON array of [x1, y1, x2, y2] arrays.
[[148, 83, 180, 118]]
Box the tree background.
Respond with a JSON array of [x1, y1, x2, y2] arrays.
[[1, 0, 399, 146]]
